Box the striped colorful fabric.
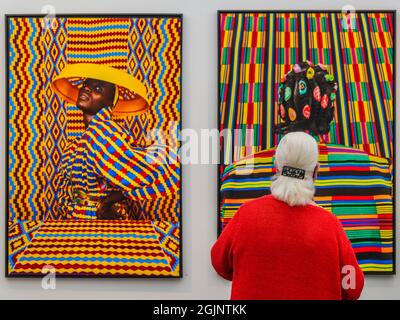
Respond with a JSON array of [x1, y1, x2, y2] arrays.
[[219, 12, 394, 273], [220, 144, 393, 273], [56, 107, 180, 220], [219, 12, 394, 161], [10, 220, 180, 276], [7, 16, 182, 277]]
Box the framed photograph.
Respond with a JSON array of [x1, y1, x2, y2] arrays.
[[6, 14, 182, 277], [218, 10, 395, 274]]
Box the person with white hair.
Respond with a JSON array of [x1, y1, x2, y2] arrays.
[[211, 131, 364, 300]]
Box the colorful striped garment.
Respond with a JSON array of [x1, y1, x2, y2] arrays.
[[55, 107, 180, 219]]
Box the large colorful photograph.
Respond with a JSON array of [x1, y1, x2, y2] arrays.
[[218, 11, 395, 274], [7, 14, 182, 277]]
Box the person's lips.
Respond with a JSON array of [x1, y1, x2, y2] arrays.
[[78, 92, 90, 101]]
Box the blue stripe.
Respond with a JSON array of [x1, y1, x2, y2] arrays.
[[68, 25, 128, 32], [223, 177, 270, 183], [317, 199, 392, 204], [155, 19, 167, 132], [317, 175, 391, 181], [68, 52, 127, 59], [222, 186, 268, 192], [8, 18, 16, 220], [352, 243, 392, 248], [27, 18, 39, 218], [316, 184, 391, 189], [358, 259, 393, 264]]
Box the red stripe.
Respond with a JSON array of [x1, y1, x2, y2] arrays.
[[67, 45, 128, 52], [67, 18, 130, 25], [68, 38, 129, 46]]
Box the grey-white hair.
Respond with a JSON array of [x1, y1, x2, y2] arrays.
[[270, 131, 319, 206]]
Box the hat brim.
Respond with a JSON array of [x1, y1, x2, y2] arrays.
[[51, 63, 149, 117]]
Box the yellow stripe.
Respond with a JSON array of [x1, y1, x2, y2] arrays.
[[267, 13, 274, 148], [226, 14, 243, 164], [360, 14, 390, 157], [331, 13, 350, 147]]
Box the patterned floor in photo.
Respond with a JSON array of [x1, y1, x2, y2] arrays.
[[9, 220, 180, 277]]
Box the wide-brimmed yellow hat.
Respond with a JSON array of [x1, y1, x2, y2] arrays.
[[51, 63, 149, 117]]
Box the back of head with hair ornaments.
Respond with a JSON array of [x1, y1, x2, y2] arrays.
[[271, 131, 319, 206]]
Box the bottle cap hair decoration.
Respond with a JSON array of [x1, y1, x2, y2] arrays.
[[288, 107, 297, 121], [284, 87, 292, 101], [306, 67, 315, 79], [275, 61, 338, 135], [280, 104, 286, 118], [302, 105, 311, 119], [298, 80, 307, 95], [321, 94, 329, 109], [313, 86, 321, 101], [293, 64, 302, 73], [281, 165, 306, 180], [325, 74, 334, 82]]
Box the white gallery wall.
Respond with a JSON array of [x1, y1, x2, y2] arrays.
[[0, 0, 399, 299]]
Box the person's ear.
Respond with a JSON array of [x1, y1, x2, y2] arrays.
[[274, 160, 280, 174], [313, 163, 320, 179]]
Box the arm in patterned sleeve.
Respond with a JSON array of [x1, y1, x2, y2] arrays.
[[90, 121, 180, 201]]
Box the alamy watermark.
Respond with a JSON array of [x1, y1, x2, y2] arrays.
[[41, 265, 56, 290]]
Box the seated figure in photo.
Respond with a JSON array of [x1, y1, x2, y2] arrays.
[[52, 63, 180, 220]]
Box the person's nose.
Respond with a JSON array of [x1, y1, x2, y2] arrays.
[[82, 85, 92, 94]]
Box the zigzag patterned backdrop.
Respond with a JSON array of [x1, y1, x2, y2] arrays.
[[7, 16, 181, 277], [8, 18, 46, 220], [218, 12, 394, 273]]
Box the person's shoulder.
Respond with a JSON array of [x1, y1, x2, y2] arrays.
[[307, 203, 342, 226], [91, 118, 127, 138], [239, 194, 274, 212]]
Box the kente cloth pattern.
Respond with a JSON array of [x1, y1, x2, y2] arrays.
[[219, 12, 393, 161], [7, 16, 182, 277], [8, 17, 181, 221], [10, 220, 180, 276], [218, 12, 394, 273], [220, 144, 393, 273], [8, 220, 44, 271], [55, 107, 180, 219]]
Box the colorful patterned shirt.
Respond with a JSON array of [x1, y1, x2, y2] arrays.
[[55, 107, 180, 219]]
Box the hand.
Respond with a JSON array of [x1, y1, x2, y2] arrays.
[[96, 199, 122, 220]]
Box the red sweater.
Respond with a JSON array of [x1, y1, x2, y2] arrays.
[[211, 195, 364, 300]]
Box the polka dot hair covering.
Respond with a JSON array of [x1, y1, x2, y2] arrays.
[[276, 61, 338, 135]]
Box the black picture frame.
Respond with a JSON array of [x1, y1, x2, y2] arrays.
[[5, 13, 183, 278]]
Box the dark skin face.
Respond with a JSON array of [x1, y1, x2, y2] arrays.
[[76, 78, 116, 128]]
